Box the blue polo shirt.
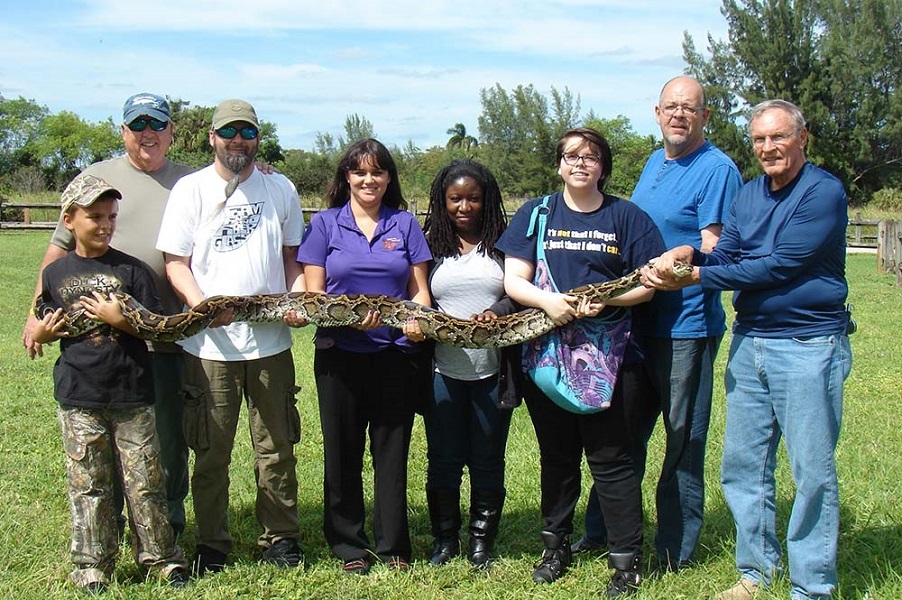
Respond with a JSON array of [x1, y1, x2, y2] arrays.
[[631, 141, 741, 338], [697, 162, 848, 338], [297, 203, 432, 352]]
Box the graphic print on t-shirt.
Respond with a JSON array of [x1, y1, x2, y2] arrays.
[[543, 227, 620, 256], [58, 272, 123, 311], [214, 202, 263, 251]]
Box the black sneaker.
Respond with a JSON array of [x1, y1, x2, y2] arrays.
[[605, 568, 641, 597], [261, 538, 303, 568], [192, 544, 227, 577], [606, 553, 642, 597], [166, 566, 191, 589], [532, 533, 571, 584]]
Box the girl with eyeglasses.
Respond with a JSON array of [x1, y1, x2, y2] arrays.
[[495, 127, 665, 596]]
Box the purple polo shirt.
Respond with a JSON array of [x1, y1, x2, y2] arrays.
[[297, 202, 432, 352]]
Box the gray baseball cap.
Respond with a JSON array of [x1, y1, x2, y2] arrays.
[[61, 174, 122, 213]]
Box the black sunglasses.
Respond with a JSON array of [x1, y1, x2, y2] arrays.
[[215, 125, 259, 140], [127, 117, 168, 132]]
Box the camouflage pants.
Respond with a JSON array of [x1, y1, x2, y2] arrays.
[[59, 405, 186, 588]]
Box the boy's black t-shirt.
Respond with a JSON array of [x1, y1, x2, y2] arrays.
[[40, 247, 162, 408]]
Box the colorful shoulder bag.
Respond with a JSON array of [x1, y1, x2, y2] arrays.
[[522, 196, 631, 414]]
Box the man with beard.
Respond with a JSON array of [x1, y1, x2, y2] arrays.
[[156, 99, 306, 576]]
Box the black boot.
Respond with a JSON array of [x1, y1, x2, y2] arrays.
[[605, 552, 642, 597], [531, 530, 571, 583], [426, 488, 461, 565], [467, 489, 504, 568]]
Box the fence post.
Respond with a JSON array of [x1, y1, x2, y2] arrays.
[[877, 219, 902, 286]]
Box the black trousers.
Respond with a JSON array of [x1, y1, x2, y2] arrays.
[[523, 362, 644, 554], [314, 347, 426, 562]]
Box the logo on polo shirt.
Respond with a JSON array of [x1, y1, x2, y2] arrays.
[[382, 236, 401, 251]]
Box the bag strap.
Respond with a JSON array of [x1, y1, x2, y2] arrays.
[[525, 195, 561, 293], [526, 195, 550, 239]]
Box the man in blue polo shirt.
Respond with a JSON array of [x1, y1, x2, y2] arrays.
[[572, 76, 741, 571], [644, 99, 852, 600]]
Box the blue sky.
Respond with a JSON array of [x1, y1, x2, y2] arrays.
[[1, 0, 730, 151]]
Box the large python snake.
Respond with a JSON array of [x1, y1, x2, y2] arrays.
[[35, 261, 691, 349]]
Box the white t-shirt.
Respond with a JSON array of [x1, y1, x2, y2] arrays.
[[156, 165, 304, 361], [430, 250, 505, 380]]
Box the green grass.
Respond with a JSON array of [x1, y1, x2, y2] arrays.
[[1, 232, 900, 599]]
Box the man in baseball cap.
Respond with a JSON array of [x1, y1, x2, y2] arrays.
[[24, 93, 194, 541], [157, 97, 305, 575], [123, 93, 171, 124], [211, 99, 259, 130]]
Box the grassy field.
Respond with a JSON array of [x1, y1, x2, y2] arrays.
[[0, 232, 899, 599]]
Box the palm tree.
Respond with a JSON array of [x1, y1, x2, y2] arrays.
[[446, 123, 478, 155]]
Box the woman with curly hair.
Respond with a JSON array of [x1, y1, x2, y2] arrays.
[[420, 159, 521, 569]]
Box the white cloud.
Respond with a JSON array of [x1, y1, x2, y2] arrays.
[[0, 0, 731, 149]]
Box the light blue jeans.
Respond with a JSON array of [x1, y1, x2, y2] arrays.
[[722, 333, 851, 600]]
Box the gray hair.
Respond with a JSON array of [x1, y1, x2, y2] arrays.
[[747, 99, 806, 134]]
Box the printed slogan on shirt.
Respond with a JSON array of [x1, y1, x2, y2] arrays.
[[543, 227, 620, 255]]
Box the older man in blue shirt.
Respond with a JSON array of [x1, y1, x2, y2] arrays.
[[644, 99, 852, 600]]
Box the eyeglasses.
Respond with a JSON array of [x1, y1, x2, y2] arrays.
[[752, 132, 796, 147], [561, 153, 601, 167], [127, 117, 168, 132], [215, 125, 259, 140], [660, 104, 705, 116]]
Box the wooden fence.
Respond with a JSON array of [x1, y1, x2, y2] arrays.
[[0, 202, 59, 229], [1, 199, 886, 244], [878, 220, 902, 286], [0, 202, 329, 230]]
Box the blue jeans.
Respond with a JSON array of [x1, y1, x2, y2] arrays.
[[722, 333, 851, 600], [582, 336, 721, 566], [424, 373, 512, 493]]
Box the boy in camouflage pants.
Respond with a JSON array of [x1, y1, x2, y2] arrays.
[[31, 173, 188, 592]]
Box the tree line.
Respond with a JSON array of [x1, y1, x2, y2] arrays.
[[1, 0, 898, 207]]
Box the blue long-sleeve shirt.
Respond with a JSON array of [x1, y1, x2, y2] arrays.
[[695, 162, 849, 338]]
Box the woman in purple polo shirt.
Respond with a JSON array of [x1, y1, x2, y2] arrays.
[[297, 139, 432, 574]]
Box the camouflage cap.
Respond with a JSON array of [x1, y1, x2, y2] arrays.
[[61, 174, 122, 213]]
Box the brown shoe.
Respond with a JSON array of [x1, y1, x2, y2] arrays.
[[714, 578, 759, 600], [386, 557, 411, 571]]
